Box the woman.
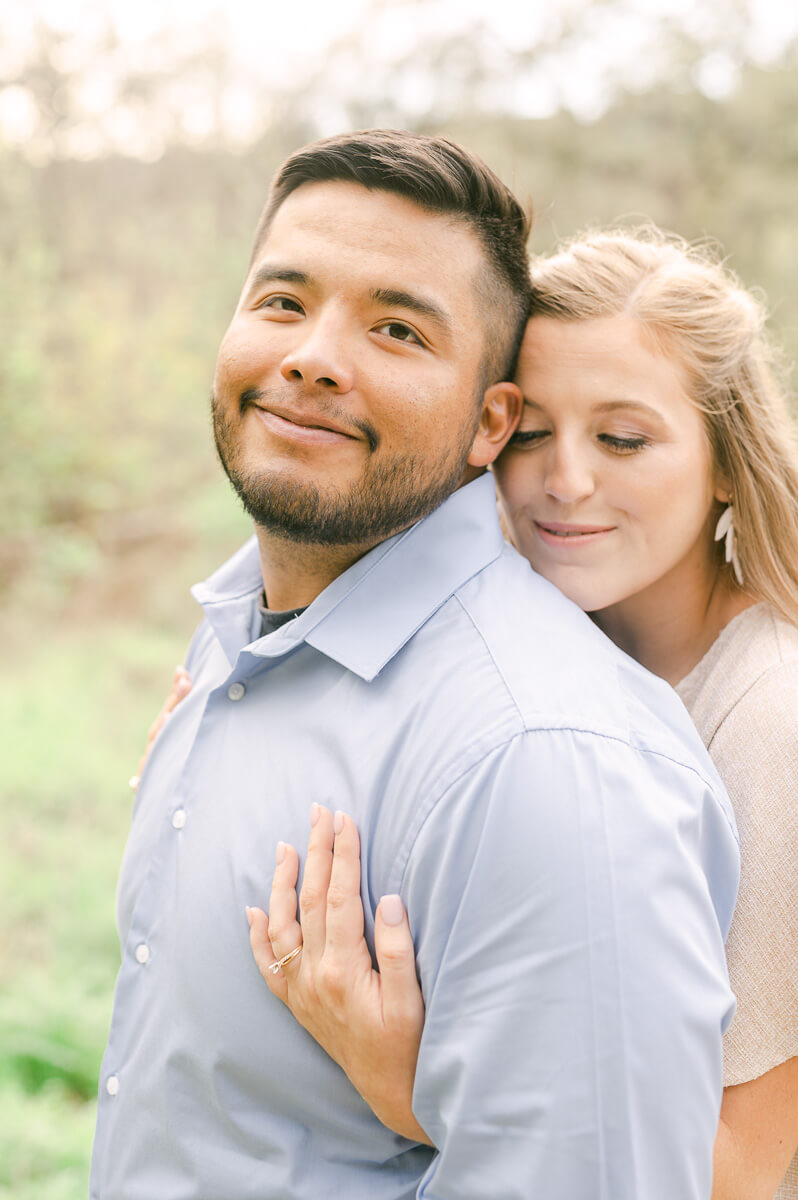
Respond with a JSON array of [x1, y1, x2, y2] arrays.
[[151, 228, 798, 1197]]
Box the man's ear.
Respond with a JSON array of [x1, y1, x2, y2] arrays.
[[467, 382, 523, 468]]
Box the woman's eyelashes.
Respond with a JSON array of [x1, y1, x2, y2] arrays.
[[509, 428, 650, 455], [509, 429, 548, 446], [598, 433, 650, 454]]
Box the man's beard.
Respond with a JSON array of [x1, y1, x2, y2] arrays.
[[211, 389, 480, 546]]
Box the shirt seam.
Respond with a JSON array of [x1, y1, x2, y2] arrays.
[[396, 723, 739, 902], [450, 592, 737, 843]]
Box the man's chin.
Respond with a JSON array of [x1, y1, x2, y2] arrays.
[[215, 416, 472, 548]]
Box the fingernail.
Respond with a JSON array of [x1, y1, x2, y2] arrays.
[[276, 841, 286, 864], [333, 810, 344, 835], [380, 894, 404, 926], [310, 803, 320, 827], [245, 905, 254, 927]]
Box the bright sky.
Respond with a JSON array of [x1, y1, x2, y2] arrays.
[[23, 0, 798, 64], [2, 0, 797, 156]]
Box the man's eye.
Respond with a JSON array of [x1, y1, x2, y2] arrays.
[[260, 296, 304, 314], [376, 321, 422, 345]]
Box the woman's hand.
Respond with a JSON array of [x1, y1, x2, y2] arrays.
[[130, 666, 192, 789], [247, 805, 431, 1145]]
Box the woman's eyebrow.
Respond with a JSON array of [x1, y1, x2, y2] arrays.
[[521, 398, 669, 423], [593, 400, 666, 420], [370, 287, 453, 337]]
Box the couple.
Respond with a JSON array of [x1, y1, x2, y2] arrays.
[[95, 130, 798, 1199]]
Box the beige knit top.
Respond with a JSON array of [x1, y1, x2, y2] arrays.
[[676, 604, 798, 1200]]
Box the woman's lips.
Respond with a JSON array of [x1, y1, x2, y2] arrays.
[[534, 521, 616, 548], [252, 407, 355, 446]]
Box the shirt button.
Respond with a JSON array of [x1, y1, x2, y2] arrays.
[[227, 682, 246, 701], [106, 1075, 120, 1096], [135, 943, 150, 964], [172, 808, 187, 829]]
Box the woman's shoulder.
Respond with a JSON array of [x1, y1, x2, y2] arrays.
[[678, 605, 798, 859], [676, 604, 798, 750]]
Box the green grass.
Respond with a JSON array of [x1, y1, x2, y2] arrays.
[[0, 474, 250, 1196], [0, 621, 194, 1196], [0, 1081, 97, 1200]]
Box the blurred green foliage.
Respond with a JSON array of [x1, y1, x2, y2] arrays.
[[1, 16, 797, 1195], [3, 51, 798, 621]]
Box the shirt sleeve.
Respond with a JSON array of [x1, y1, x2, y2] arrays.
[[403, 727, 738, 1200], [711, 666, 798, 1086]]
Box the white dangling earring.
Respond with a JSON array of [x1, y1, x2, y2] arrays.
[[714, 503, 743, 587]]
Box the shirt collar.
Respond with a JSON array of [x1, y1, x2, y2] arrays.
[[192, 472, 504, 680]]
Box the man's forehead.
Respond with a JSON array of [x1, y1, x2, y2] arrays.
[[256, 180, 485, 283]]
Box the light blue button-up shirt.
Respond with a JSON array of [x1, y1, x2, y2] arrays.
[[92, 472, 739, 1200]]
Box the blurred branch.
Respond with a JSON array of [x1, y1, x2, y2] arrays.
[[1, 0, 795, 161]]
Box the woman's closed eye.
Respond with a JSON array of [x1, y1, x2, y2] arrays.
[[508, 428, 650, 455], [599, 433, 650, 454], [508, 428, 549, 447]]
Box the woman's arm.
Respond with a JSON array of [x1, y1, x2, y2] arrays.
[[247, 805, 430, 1143], [712, 1056, 798, 1200], [702, 659, 798, 1196]]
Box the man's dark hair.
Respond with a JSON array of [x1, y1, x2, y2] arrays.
[[250, 129, 533, 384]]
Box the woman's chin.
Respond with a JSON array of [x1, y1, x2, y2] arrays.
[[523, 558, 619, 614]]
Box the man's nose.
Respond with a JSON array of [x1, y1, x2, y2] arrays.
[[279, 317, 355, 394], [543, 443, 596, 504]]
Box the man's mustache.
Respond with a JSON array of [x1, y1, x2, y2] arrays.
[[237, 387, 379, 453]]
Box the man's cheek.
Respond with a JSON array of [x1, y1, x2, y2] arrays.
[[214, 327, 261, 393]]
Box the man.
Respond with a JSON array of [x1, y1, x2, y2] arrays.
[[92, 130, 738, 1199]]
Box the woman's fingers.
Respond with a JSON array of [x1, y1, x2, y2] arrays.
[[247, 906, 288, 1000], [324, 811, 367, 957], [150, 667, 192, 739], [375, 894, 426, 1033], [297, 804, 335, 958], [266, 841, 303, 971], [136, 667, 192, 778]]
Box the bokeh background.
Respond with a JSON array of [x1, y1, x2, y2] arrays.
[[1, 0, 797, 1194]]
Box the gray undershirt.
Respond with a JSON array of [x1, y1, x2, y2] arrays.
[[258, 592, 307, 637]]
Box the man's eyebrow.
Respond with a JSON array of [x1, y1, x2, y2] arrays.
[[246, 265, 312, 296], [370, 288, 453, 336]]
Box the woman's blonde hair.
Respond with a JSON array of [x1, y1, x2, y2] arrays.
[[528, 226, 798, 625]]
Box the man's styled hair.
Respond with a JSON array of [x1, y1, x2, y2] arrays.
[[250, 129, 533, 384]]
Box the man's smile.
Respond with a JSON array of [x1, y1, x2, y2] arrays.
[[251, 403, 359, 446]]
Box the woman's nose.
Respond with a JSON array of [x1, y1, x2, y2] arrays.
[[543, 445, 595, 504]]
